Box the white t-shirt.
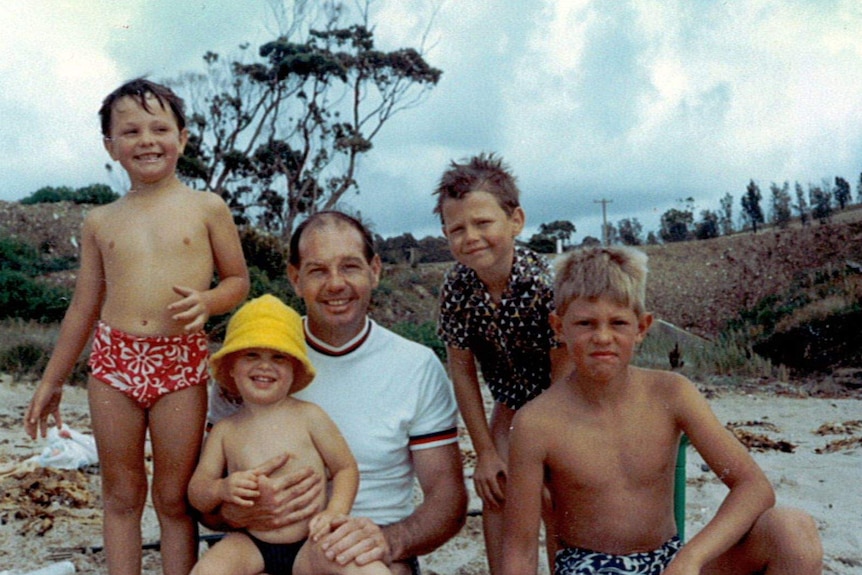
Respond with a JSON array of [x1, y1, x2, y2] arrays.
[[208, 318, 459, 525]]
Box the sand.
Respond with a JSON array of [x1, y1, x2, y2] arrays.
[[1, 375, 860, 574]]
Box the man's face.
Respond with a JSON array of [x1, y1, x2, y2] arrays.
[[288, 223, 381, 346]]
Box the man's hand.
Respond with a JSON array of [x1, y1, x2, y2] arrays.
[[316, 515, 390, 567], [220, 453, 324, 531]]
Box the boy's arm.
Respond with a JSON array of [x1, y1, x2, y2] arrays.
[[446, 346, 506, 507], [25, 215, 105, 439], [188, 425, 233, 513], [170, 194, 249, 332], [501, 409, 545, 575], [668, 378, 775, 572], [307, 403, 359, 517]]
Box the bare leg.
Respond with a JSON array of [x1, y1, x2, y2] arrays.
[[295, 539, 392, 575], [89, 378, 149, 575], [483, 402, 515, 575], [149, 383, 208, 575], [190, 532, 264, 575], [703, 507, 822, 575]]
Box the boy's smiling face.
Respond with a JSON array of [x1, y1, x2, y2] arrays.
[[552, 295, 652, 383], [103, 93, 188, 187], [441, 190, 525, 286]]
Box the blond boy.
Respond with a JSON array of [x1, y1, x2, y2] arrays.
[[190, 295, 390, 575], [502, 246, 822, 575], [25, 78, 249, 575]]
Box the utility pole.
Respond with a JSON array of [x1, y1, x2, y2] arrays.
[[594, 198, 613, 245]]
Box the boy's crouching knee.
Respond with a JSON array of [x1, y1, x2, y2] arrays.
[[759, 507, 823, 569]]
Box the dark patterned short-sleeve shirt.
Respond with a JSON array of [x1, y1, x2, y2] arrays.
[[437, 246, 560, 409]]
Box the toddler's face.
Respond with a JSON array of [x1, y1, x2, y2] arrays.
[[230, 347, 297, 404], [441, 190, 524, 280]]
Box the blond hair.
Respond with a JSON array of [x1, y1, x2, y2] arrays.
[[554, 246, 649, 316]]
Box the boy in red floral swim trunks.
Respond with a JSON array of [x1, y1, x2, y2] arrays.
[[24, 78, 249, 575]]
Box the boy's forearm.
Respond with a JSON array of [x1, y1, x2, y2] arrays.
[[681, 477, 775, 567], [188, 478, 226, 514], [325, 469, 359, 516], [206, 275, 250, 317]]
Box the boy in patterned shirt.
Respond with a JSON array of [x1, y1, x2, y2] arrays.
[[433, 153, 567, 574]]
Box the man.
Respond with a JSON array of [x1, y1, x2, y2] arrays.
[[205, 211, 468, 575]]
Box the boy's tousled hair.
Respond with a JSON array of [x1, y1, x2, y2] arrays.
[[554, 246, 649, 316], [288, 210, 377, 266], [99, 77, 187, 137], [432, 152, 521, 223]]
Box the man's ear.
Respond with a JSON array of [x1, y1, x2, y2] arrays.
[[370, 254, 383, 288], [287, 264, 302, 296]]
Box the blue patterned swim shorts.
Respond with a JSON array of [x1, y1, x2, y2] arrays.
[[555, 535, 682, 575]]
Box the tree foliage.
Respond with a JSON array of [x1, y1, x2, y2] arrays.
[[694, 209, 720, 240], [616, 218, 643, 246], [719, 193, 734, 236], [769, 181, 792, 229], [740, 180, 764, 234], [833, 176, 851, 210], [809, 184, 833, 224], [794, 181, 809, 226], [526, 220, 576, 253], [171, 1, 442, 240], [20, 184, 118, 206], [659, 198, 695, 243]]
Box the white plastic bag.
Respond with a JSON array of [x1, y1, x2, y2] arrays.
[[36, 425, 98, 470]]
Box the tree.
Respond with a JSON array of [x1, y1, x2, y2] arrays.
[[857, 172, 862, 204], [794, 181, 809, 226], [171, 1, 442, 240], [719, 193, 734, 236], [809, 184, 832, 224], [659, 198, 695, 243], [740, 180, 764, 233], [616, 218, 643, 246], [694, 209, 720, 240], [834, 176, 851, 210], [526, 220, 576, 253], [769, 181, 792, 229]]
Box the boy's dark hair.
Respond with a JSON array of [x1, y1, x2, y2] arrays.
[[288, 211, 377, 266], [432, 152, 521, 223], [98, 78, 187, 137]]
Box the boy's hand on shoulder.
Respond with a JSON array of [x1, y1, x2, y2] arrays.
[[169, 285, 210, 332]]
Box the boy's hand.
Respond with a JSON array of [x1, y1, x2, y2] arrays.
[[24, 382, 64, 440], [221, 470, 260, 507], [308, 510, 340, 541], [169, 285, 210, 332], [474, 451, 507, 509]]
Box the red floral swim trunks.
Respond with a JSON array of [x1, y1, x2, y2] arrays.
[[88, 321, 210, 409]]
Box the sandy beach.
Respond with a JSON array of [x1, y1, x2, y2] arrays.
[[1, 374, 860, 574]]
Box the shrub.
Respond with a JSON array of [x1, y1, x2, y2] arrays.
[[19, 184, 119, 205], [389, 321, 446, 361], [0, 320, 89, 385], [0, 270, 71, 323]]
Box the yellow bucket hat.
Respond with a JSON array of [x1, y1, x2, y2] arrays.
[[210, 294, 315, 397]]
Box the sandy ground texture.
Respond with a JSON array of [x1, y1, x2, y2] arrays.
[[1, 374, 860, 575]]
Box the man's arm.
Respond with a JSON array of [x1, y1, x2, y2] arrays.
[[318, 442, 468, 569], [384, 442, 468, 560]]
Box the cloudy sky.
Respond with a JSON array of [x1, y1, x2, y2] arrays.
[[2, 1, 861, 242]]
